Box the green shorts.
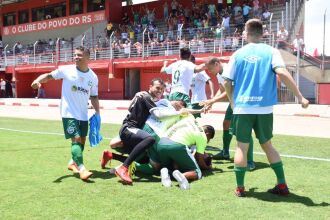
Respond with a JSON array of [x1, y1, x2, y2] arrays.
[[230, 114, 273, 144], [224, 104, 233, 121], [168, 92, 191, 107], [62, 118, 88, 139], [191, 103, 203, 118], [143, 123, 161, 160], [151, 138, 202, 179]]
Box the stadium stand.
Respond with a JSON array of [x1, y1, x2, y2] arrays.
[[0, 0, 329, 103]]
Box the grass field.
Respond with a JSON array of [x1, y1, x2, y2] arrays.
[[0, 117, 330, 219]]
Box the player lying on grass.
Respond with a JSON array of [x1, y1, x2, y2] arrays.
[[102, 99, 213, 189]]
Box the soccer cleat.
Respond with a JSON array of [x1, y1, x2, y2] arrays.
[[68, 161, 79, 173], [172, 170, 190, 190], [247, 161, 256, 171], [160, 168, 172, 188], [235, 187, 246, 197], [128, 162, 136, 178], [100, 150, 113, 169], [115, 165, 132, 184], [267, 183, 290, 196], [212, 150, 230, 160], [79, 170, 93, 180]]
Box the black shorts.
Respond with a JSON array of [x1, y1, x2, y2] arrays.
[[119, 125, 153, 154]]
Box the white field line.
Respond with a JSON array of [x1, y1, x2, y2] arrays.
[[1, 127, 330, 162]]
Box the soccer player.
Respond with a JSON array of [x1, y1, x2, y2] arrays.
[[150, 115, 215, 189], [112, 78, 165, 184], [160, 47, 204, 106], [201, 57, 255, 170], [222, 19, 309, 197], [190, 55, 214, 118], [31, 46, 99, 181]]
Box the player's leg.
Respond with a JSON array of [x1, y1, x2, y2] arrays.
[[63, 118, 92, 180], [231, 114, 254, 197], [213, 104, 232, 160], [165, 143, 200, 190], [116, 127, 155, 184], [255, 114, 289, 195], [247, 137, 255, 171]]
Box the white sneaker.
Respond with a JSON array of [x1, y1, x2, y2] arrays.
[[172, 170, 190, 190], [160, 168, 172, 188]]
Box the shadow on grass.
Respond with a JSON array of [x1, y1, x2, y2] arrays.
[[133, 173, 162, 183], [53, 173, 94, 183], [248, 187, 330, 207], [90, 170, 116, 180]]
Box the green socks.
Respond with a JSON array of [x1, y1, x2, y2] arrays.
[[71, 143, 83, 166], [222, 130, 232, 154], [234, 166, 247, 187], [270, 161, 286, 184], [135, 162, 155, 175], [247, 138, 254, 162]]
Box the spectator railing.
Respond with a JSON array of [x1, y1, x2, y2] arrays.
[[0, 27, 277, 67]]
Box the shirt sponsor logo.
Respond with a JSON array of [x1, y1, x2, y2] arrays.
[[71, 85, 89, 94], [238, 96, 263, 102], [244, 55, 261, 63]]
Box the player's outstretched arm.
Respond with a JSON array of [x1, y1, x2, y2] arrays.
[[31, 73, 54, 89], [275, 67, 309, 108]]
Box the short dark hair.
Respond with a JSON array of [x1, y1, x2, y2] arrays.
[[190, 55, 196, 64], [151, 78, 165, 87], [203, 125, 215, 139], [180, 47, 191, 60], [245, 19, 263, 38], [75, 46, 90, 56]]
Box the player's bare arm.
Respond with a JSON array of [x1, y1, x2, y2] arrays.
[[275, 67, 309, 108], [90, 96, 100, 114], [223, 79, 234, 109], [31, 73, 54, 89], [160, 60, 168, 73]]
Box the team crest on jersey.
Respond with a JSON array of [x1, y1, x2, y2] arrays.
[[67, 126, 75, 134], [244, 55, 261, 63], [71, 85, 78, 92]]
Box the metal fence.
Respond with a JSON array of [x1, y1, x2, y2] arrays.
[[0, 27, 276, 66]]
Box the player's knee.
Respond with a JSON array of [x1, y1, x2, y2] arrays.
[[223, 120, 230, 130], [145, 136, 156, 146]]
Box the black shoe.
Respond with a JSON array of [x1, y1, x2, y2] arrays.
[[212, 150, 230, 160], [267, 183, 290, 196]]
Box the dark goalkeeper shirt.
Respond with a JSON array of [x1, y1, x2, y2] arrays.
[[122, 92, 156, 129]]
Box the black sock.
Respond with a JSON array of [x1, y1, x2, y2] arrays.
[[112, 153, 128, 163]]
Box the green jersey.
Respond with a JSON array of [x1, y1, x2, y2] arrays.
[[165, 115, 207, 154]]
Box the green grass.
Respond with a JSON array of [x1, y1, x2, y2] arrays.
[[0, 117, 330, 219]]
